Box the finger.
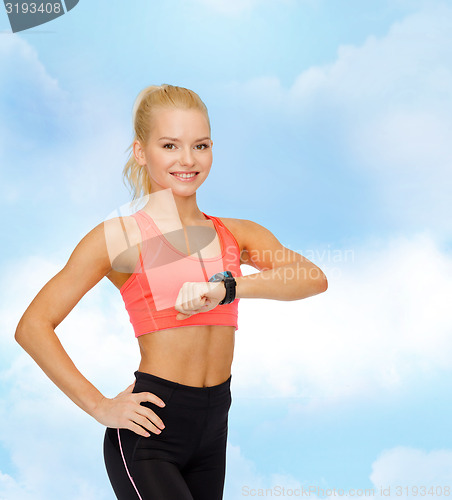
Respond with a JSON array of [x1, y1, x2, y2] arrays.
[[174, 287, 184, 314], [201, 297, 211, 308], [177, 310, 195, 320], [135, 407, 165, 431], [182, 287, 201, 315], [175, 288, 186, 315], [181, 284, 188, 314], [134, 395, 166, 430], [185, 285, 200, 312], [191, 285, 206, 310], [189, 292, 203, 312], [198, 296, 207, 310], [187, 285, 196, 311], [175, 284, 197, 315], [133, 412, 164, 433], [139, 392, 166, 408], [128, 420, 152, 438]]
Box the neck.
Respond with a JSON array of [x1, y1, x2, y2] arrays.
[[143, 187, 207, 224]]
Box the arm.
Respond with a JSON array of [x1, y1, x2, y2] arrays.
[[14, 217, 166, 437], [174, 218, 328, 319], [235, 219, 328, 301], [15, 222, 111, 417]]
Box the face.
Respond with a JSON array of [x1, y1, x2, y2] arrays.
[[133, 107, 213, 196]]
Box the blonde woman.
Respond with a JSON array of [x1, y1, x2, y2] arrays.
[[15, 84, 328, 499]]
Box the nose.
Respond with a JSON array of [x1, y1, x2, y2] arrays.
[[179, 146, 195, 167]]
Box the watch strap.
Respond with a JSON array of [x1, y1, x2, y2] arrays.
[[208, 271, 237, 305]]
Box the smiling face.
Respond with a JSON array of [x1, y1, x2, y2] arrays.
[[133, 107, 213, 196]]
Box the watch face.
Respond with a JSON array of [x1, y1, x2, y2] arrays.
[[208, 272, 225, 282], [208, 271, 233, 282]]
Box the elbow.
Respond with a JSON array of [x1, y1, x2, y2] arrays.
[[297, 270, 328, 300], [313, 277, 328, 295], [15, 319, 27, 345], [15, 316, 35, 345], [312, 270, 328, 295], [15, 315, 55, 344]]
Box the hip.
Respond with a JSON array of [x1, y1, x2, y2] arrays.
[[105, 370, 232, 467]]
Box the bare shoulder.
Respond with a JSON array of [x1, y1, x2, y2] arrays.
[[103, 214, 142, 275], [104, 213, 141, 247], [216, 216, 305, 271], [216, 216, 280, 269], [216, 216, 248, 252], [64, 214, 141, 276], [216, 217, 275, 247], [15, 216, 135, 331]]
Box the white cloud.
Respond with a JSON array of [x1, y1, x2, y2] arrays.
[[370, 446, 452, 496], [221, 4, 452, 235], [0, 35, 130, 212], [2, 228, 452, 496], [0, 255, 139, 499], [0, 36, 68, 209], [225, 443, 452, 499], [224, 443, 316, 499], [4, 4, 452, 499], [233, 230, 452, 408], [0, 35, 69, 116], [57, 85, 132, 207]]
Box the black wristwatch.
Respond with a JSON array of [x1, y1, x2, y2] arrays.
[[208, 271, 237, 305]]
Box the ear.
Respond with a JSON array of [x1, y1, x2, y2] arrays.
[[133, 140, 146, 166]]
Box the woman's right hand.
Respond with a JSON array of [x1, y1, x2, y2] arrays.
[[93, 382, 166, 437]]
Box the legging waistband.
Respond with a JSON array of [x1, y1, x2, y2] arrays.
[[133, 370, 232, 408]]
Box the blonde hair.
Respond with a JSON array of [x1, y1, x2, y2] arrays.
[[122, 83, 211, 202]]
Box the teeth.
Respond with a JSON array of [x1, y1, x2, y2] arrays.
[[172, 173, 197, 178]]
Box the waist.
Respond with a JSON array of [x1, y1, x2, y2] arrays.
[[132, 370, 232, 408], [137, 324, 235, 386]]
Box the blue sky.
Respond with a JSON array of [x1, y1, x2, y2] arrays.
[[1, 0, 452, 498]]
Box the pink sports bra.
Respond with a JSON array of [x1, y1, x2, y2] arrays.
[[119, 209, 242, 337]]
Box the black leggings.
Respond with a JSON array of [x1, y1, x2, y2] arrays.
[[103, 370, 232, 499]]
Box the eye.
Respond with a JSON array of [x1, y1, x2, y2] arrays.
[[196, 143, 210, 150], [163, 143, 176, 150]]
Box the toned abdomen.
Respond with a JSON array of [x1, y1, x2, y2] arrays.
[[137, 324, 235, 387]]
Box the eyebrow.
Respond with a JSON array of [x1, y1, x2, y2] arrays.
[[158, 136, 211, 142]]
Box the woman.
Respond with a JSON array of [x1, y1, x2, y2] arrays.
[[15, 83, 328, 499]]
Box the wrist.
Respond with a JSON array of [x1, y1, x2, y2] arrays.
[[90, 394, 108, 421], [208, 271, 236, 304], [215, 282, 227, 303]]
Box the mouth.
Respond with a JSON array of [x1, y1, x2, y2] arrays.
[[170, 172, 200, 182]]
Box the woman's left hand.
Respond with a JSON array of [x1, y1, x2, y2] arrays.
[[174, 281, 227, 320]]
